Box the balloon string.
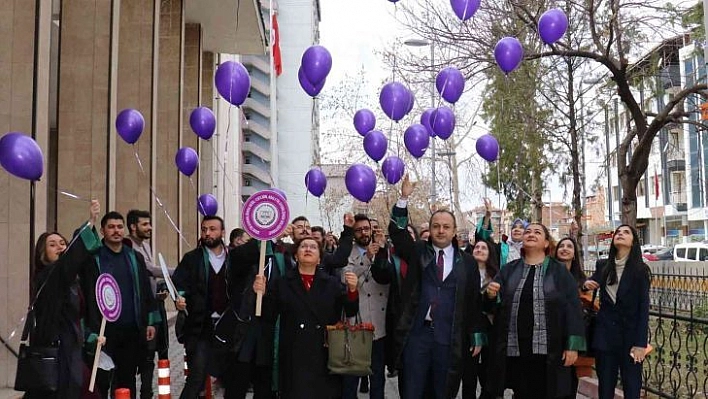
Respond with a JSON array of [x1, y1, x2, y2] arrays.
[[131, 146, 191, 247], [189, 177, 197, 192], [153, 192, 191, 247], [496, 161, 503, 236]]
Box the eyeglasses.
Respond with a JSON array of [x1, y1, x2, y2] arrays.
[[354, 227, 371, 234], [299, 243, 319, 251]]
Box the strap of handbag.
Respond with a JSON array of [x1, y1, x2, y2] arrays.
[[19, 265, 56, 344]]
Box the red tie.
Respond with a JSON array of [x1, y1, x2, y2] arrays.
[[437, 250, 444, 281]]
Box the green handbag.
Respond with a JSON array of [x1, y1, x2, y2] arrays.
[[326, 314, 374, 376]]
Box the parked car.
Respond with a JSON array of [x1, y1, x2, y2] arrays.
[[674, 243, 708, 262], [654, 247, 674, 260]]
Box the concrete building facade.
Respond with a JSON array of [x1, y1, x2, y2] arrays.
[[0, 0, 267, 388]]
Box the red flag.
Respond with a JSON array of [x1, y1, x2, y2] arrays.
[[272, 14, 282, 76], [654, 167, 659, 201]]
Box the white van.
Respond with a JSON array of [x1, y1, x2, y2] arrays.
[[673, 243, 708, 262]]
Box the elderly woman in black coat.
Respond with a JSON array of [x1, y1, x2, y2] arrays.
[[23, 201, 103, 399], [485, 223, 586, 399], [253, 237, 359, 399]]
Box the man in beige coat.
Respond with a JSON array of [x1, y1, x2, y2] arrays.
[[341, 214, 390, 399]]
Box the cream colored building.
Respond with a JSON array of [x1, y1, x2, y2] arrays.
[[0, 0, 268, 388]]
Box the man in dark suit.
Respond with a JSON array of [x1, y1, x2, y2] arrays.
[[388, 176, 486, 399]]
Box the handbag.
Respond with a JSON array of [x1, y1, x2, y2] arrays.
[[326, 314, 374, 376], [212, 305, 251, 354], [580, 289, 599, 357], [13, 306, 60, 392]]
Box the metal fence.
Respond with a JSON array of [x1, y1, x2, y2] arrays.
[[584, 262, 708, 398]]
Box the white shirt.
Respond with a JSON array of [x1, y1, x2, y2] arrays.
[[432, 244, 454, 281], [206, 247, 226, 274]]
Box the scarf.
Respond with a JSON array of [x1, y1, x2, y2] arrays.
[[507, 258, 548, 356], [506, 238, 523, 263]]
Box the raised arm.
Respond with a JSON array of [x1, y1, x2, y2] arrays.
[[323, 213, 355, 271], [388, 175, 417, 265]]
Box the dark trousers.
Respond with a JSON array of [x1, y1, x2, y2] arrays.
[[100, 325, 144, 398], [462, 345, 494, 399], [231, 359, 275, 399], [401, 326, 453, 399], [342, 338, 386, 399], [596, 350, 643, 399], [507, 355, 547, 399], [180, 336, 240, 399], [139, 301, 169, 399]]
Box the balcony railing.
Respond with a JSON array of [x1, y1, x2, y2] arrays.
[[670, 191, 687, 211]]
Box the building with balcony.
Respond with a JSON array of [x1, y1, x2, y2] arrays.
[[679, 40, 708, 241], [0, 0, 267, 387], [599, 36, 688, 246]]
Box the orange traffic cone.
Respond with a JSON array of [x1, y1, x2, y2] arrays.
[[157, 359, 171, 399], [183, 350, 189, 380]]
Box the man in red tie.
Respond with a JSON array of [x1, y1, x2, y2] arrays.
[[387, 175, 487, 399]]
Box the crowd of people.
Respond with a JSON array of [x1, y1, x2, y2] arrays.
[[23, 175, 650, 399]]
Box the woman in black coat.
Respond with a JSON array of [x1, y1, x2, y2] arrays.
[[485, 223, 586, 399], [253, 237, 359, 399], [584, 225, 650, 399], [462, 238, 499, 399], [24, 201, 103, 399], [554, 237, 587, 399]]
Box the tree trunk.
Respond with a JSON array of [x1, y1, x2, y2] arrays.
[[620, 174, 639, 226]]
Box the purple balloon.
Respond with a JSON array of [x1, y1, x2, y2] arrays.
[[116, 109, 145, 144], [405, 89, 415, 114], [354, 109, 376, 136], [345, 164, 377, 203], [404, 124, 430, 158], [301, 45, 332, 86], [175, 147, 199, 177], [538, 9, 569, 45], [431, 107, 456, 140], [0, 133, 44, 181], [197, 194, 218, 216], [494, 37, 524, 74], [215, 61, 251, 106], [420, 109, 436, 137], [450, 0, 481, 21], [476, 134, 499, 162], [379, 82, 410, 122], [382, 156, 405, 184], [298, 67, 326, 97], [305, 168, 327, 197], [436, 67, 465, 104], [190, 107, 216, 140], [363, 130, 388, 162]]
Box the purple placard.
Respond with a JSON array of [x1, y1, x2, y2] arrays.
[[242, 189, 290, 241], [95, 273, 122, 322]]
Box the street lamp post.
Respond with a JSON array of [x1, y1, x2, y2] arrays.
[[404, 38, 437, 207]]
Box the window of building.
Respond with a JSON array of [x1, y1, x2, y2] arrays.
[[244, 178, 252, 186], [637, 179, 645, 197], [245, 156, 252, 164], [244, 133, 251, 142]]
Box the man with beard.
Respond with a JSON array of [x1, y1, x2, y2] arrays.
[[341, 214, 390, 399], [83, 211, 159, 398], [173, 215, 241, 398], [127, 209, 170, 399], [278, 215, 355, 274]]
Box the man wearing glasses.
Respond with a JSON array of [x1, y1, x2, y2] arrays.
[[342, 214, 391, 399]]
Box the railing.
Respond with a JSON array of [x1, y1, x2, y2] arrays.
[[584, 264, 708, 398], [671, 191, 688, 206]]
